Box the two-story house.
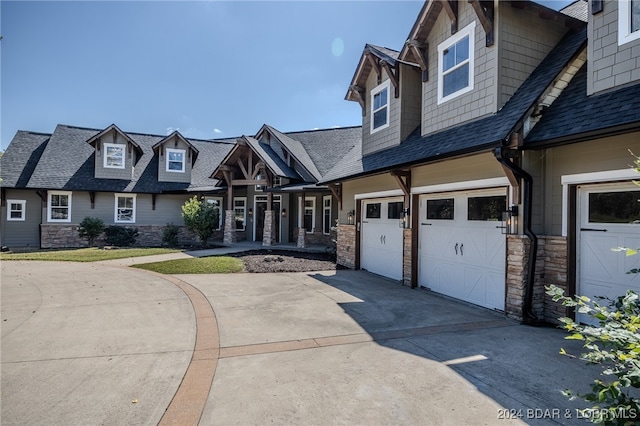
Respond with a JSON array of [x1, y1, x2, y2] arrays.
[[324, 0, 640, 324], [0, 123, 359, 250]]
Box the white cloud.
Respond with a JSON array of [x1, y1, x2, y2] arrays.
[[213, 128, 223, 134], [166, 127, 180, 135]]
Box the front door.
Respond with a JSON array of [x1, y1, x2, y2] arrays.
[[577, 182, 640, 323], [254, 195, 281, 242]]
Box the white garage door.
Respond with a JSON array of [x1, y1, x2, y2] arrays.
[[360, 197, 404, 281], [578, 183, 640, 323], [418, 188, 507, 311]]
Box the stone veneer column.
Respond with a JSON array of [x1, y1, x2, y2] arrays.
[[542, 236, 569, 324], [506, 235, 549, 322], [336, 224, 356, 269], [262, 210, 275, 246], [223, 210, 237, 244], [402, 228, 413, 287], [297, 228, 306, 248]]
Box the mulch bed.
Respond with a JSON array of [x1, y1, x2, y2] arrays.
[[223, 250, 338, 273]]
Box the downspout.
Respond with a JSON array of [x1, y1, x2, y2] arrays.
[[494, 144, 539, 324]]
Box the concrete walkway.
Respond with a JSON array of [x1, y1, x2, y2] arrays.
[[1, 257, 599, 425]]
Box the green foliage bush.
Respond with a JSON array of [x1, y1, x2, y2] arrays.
[[546, 286, 640, 425], [78, 216, 105, 247], [181, 196, 219, 247], [162, 223, 180, 247], [104, 226, 139, 247]]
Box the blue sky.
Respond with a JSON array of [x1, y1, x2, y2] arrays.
[[1, 0, 574, 150]]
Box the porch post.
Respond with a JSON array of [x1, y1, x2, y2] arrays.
[[262, 210, 276, 246], [223, 187, 236, 244]]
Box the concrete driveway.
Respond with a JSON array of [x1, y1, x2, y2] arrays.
[[1, 260, 596, 425]]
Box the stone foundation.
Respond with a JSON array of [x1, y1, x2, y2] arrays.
[[40, 223, 222, 249], [294, 228, 333, 247], [336, 224, 356, 269]]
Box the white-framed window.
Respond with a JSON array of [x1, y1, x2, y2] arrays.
[[205, 196, 223, 230], [104, 143, 125, 169], [438, 21, 475, 104], [273, 176, 282, 187], [302, 196, 315, 233], [323, 195, 332, 235], [114, 194, 136, 223], [370, 79, 390, 134], [619, 0, 640, 45], [7, 200, 26, 221], [166, 148, 186, 173], [234, 197, 246, 231], [255, 173, 265, 191], [48, 191, 72, 222]]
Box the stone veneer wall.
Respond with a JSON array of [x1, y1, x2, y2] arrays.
[[293, 228, 333, 246], [403, 229, 412, 287], [505, 235, 569, 324], [336, 224, 356, 269], [541, 236, 569, 324], [40, 224, 222, 249]]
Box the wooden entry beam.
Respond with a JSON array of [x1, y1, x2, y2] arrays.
[[391, 169, 411, 205], [328, 184, 342, 210]]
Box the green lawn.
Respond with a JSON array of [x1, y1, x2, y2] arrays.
[[132, 256, 244, 274], [0, 247, 181, 262]]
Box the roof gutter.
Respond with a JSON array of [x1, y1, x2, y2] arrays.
[[494, 144, 539, 324]]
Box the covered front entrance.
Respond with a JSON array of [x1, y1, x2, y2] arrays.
[[577, 182, 640, 323], [254, 194, 281, 242], [418, 188, 507, 311], [360, 197, 404, 281]]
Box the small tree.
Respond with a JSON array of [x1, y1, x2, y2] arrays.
[[181, 196, 219, 247], [78, 216, 105, 247]]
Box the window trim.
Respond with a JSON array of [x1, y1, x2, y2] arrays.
[[166, 148, 186, 173], [205, 196, 223, 230], [103, 143, 125, 169], [114, 193, 137, 223], [370, 79, 391, 134], [618, 0, 640, 46], [47, 191, 72, 223], [323, 195, 332, 235], [7, 199, 26, 221], [437, 21, 476, 104], [300, 196, 316, 234], [234, 196, 247, 231]]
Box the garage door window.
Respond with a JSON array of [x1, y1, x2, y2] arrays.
[[588, 191, 640, 223], [388, 202, 403, 219], [427, 199, 454, 220], [366, 203, 381, 219], [468, 195, 506, 221]]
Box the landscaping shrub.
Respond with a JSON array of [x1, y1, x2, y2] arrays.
[[162, 223, 180, 247], [78, 216, 105, 247], [104, 226, 139, 247], [181, 196, 219, 247]]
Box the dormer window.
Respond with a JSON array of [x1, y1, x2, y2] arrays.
[[370, 80, 390, 134], [166, 148, 185, 172], [619, 0, 640, 45], [438, 21, 475, 104], [104, 143, 125, 169]]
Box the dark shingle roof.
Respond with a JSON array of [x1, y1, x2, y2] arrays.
[[525, 64, 640, 146], [559, 0, 588, 22], [265, 126, 322, 180], [282, 126, 361, 178], [321, 27, 587, 183], [243, 136, 300, 179], [0, 131, 51, 188], [16, 124, 233, 193]]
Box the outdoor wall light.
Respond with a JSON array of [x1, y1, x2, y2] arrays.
[[347, 210, 355, 225], [248, 208, 253, 217], [501, 205, 519, 235], [399, 208, 410, 229], [281, 208, 287, 217]]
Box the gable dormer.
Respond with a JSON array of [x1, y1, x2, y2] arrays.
[[255, 125, 319, 183], [86, 124, 142, 180], [345, 44, 421, 156], [398, 0, 582, 138], [152, 131, 198, 183]]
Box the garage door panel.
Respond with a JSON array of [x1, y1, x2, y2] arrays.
[[418, 189, 506, 311], [360, 198, 404, 281], [578, 183, 640, 324]]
